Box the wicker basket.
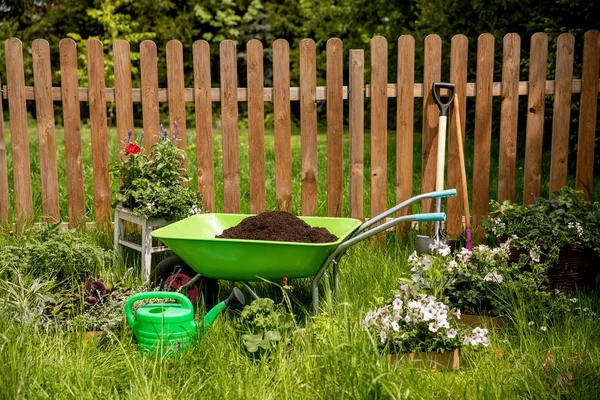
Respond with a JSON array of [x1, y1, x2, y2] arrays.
[[547, 247, 598, 292]]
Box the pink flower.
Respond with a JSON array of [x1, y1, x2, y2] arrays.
[[447, 329, 457, 339]]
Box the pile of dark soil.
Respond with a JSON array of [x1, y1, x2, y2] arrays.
[[217, 211, 338, 243]]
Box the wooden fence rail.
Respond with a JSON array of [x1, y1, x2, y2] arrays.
[[1, 31, 599, 237]]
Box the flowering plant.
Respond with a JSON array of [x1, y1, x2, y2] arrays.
[[362, 283, 490, 354], [110, 123, 203, 221]]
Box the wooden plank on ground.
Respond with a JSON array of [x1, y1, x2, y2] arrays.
[[576, 30, 600, 201], [59, 38, 86, 228], [220, 40, 240, 213], [327, 38, 344, 217], [396, 35, 415, 235], [5, 38, 33, 224], [370, 36, 388, 220], [0, 73, 8, 225], [166, 40, 187, 163], [523, 33, 548, 205], [273, 39, 292, 213], [447, 34, 468, 238], [300, 39, 318, 216], [498, 33, 521, 202], [113, 40, 134, 154], [247, 39, 266, 214], [472, 34, 495, 237], [86, 39, 111, 226], [193, 40, 214, 212], [32, 39, 60, 224], [422, 34, 442, 214], [349, 49, 364, 220], [550, 33, 575, 194], [140, 40, 160, 149]]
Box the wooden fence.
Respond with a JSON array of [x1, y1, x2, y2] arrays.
[[0, 31, 599, 238]]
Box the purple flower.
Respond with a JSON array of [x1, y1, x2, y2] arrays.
[[174, 121, 179, 130], [531, 193, 538, 206], [545, 199, 558, 209], [127, 129, 133, 140], [160, 124, 168, 138]]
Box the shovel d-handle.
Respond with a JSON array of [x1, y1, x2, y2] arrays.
[[125, 291, 194, 328], [432, 82, 456, 117]]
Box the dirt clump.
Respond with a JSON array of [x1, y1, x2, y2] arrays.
[[216, 211, 338, 243]]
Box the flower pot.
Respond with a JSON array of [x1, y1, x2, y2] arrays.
[[387, 348, 460, 371], [458, 314, 506, 330], [547, 246, 598, 292]]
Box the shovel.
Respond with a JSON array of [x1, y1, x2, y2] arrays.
[[415, 82, 461, 254]]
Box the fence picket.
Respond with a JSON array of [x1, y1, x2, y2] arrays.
[[396, 36, 415, 235], [370, 36, 388, 220], [447, 34, 468, 238], [5, 38, 33, 224], [273, 39, 292, 213], [523, 33, 548, 205], [32, 39, 60, 223], [166, 40, 187, 163], [247, 40, 266, 214], [576, 30, 600, 201], [498, 33, 521, 202], [113, 40, 134, 154], [472, 34, 495, 236], [300, 39, 318, 216], [220, 40, 240, 213], [0, 73, 8, 225], [550, 34, 575, 193], [349, 49, 364, 220], [140, 41, 160, 149], [327, 38, 344, 217], [193, 40, 215, 212], [422, 35, 442, 215], [86, 39, 111, 226], [59, 39, 86, 228]]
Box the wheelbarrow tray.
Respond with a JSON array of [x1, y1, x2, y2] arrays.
[[151, 213, 362, 281]]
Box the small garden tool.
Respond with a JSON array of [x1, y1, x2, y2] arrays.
[[416, 82, 460, 254], [453, 94, 473, 250], [125, 288, 245, 355]]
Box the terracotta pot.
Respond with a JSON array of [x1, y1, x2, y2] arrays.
[[387, 348, 460, 371], [458, 314, 506, 330]]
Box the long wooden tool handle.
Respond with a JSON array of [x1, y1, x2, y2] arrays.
[[453, 96, 471, 230], [436, 115, 447, 192]]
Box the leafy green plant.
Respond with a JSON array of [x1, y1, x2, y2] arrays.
[[111, 124, 204, 221], [236, 297, 295, 353]]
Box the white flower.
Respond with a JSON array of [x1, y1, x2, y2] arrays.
[[447, 328, 457, 339], [428, 322, 439, 332], [452, 309, 461, 320], [529, 246, 541, 263], [570, 298, 578, 303], [528, 321, 534, 326], [392, 298, 403, 310], [583, 307, 589, 312], [391, 321, 400, 332], [540, 326, 547, 332], [447, 260, 458, 270], [380, 330, 387, 343], [407, 251, 419, 264], [483, 271, 504, 283]]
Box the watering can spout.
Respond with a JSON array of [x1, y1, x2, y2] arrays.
[[201, 287, 245, 335]]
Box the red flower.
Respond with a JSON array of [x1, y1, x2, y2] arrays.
[[124, 143, 141, 155]]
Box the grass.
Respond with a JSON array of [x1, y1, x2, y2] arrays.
[[1, 229, 599, 399], [3, 120, 598, 223]]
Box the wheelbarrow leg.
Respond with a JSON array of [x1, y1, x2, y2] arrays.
[[332, 260, 339, 298], [311, 276, 321, 315]]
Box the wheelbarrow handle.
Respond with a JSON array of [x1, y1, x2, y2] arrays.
[[432, 82, 456, 117]]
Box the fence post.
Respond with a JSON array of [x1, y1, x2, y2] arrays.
[[273, 39, 292, 213], [140, 40, 160, 150], [300, 39, 318, 216], [0, 73, 8, 226], [349, 49, 364, 220]]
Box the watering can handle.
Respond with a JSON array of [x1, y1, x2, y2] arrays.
[[124, 292, 194, 328]]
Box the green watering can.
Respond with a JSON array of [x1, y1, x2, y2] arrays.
[[125, 288, 245, 355]]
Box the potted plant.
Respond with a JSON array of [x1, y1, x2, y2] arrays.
[[361, 283, 490, 371], [483, 187, 600, 292], [111, 123, 204, 222]]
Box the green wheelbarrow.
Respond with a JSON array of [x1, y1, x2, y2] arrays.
[[150, 189, 457, 314]]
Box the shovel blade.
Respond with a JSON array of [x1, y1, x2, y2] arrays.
[[415, 235, 460, 255]]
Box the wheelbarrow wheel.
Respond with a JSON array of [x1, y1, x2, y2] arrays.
[[151, 255, 219, 309]]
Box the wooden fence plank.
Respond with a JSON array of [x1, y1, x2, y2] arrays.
[[550, 33, 575, 193], [59, 39, 86, 228], [5, 38, 33, 224], [166, 40, 187, 162], [370, 36, 388, 220], [247, 39, 266, 214], [300, 39, 318, 216], [446, 34, 468, 238], [140, 40, 160, 149], [113, 40, 134, 153], [193, 40, 215, 212], [576, 30, 600, 201], [0, 73, 8, 225], [422, 35, 442, 214], [396, 35, 415, 235], [273, 39, 292, 213], [86, 39, 111, 226], [523, 33, 548, 205], [327, 38, 344, 217], [498, 33, 521, 202], [220, 40, 240, 213], [349, 49, 364, 220], [472, 34, 495, 237], [32, 39, 60, 223]]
